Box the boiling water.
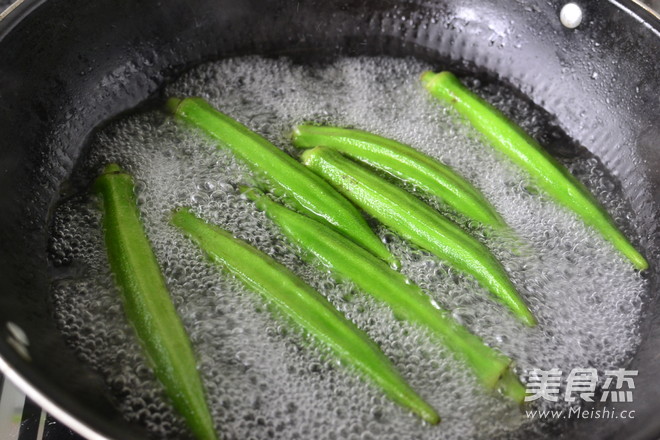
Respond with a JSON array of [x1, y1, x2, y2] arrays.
[[48, 57, 647, 439]]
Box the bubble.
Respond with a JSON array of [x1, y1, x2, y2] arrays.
[[48, 56, 648, 440]]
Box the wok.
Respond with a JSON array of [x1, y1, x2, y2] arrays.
[[0, 0, 658, 438]]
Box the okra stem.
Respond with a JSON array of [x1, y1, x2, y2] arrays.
[[167, 97, 398, 268], [243, 187, 526, 403], [171, 208, 440, 424], [421, 71, 648, 270], [301, 147, 537, 327], [291, 125, 505, 228], [94, 164, 217, 440]]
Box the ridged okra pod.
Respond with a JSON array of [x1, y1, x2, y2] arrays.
[[171, 208, 440, 424], [94, 164, 217, 440], [291, 125, 505, 228], [301, 147, 536, 327], [167, 97, 397, 267], [421, 71, 648, 270], [243, 188, 526, 403]]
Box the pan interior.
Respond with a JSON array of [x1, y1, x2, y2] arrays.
[[48, 55, 649, 440]]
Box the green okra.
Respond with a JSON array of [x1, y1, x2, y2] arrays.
[[421, 71, 648, 271], [291, 125, 505, 228], [243, 187, 526, 403], [171, 208, 440, 424], [94, 164, 217, 440], [301, 147, 537, 327], [166, 97, 397, 268]]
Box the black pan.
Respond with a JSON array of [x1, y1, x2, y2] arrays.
[[0, 0, 658, 438]]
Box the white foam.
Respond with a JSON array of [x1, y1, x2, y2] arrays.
[[48, 56, 647, 439]]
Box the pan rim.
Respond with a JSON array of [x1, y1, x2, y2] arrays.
[[0, 354, 111, 440], [0, 0, 658, 439]]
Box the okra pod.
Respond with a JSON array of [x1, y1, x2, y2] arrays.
[[421, 71, 648, 270], [301, 147, 536, 327], [171, 208, 440, 424], [291, 125, 505, 228], [243, 188, 526, 403], [167, 97, 397, 267], [94, 164, 217, 440]]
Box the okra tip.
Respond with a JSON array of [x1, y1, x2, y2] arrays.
[[289, 124, 325, 148], [498, 368, 527, 406], [519, 308, 538, 327], [101, 163, 124, 175], [289, 125, 304, 144], [93, 163, 127, 194], [419, 70, 437, 87], [300, 145, 333, 165], [422, 406, 441, 425], [165, 97, 184, 115], [299, 147, 316, 166], [170, 206, 195, 226], [420, 70, 460, 92], [238, 185, 265, 203], [629, 250, 649, 271]]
